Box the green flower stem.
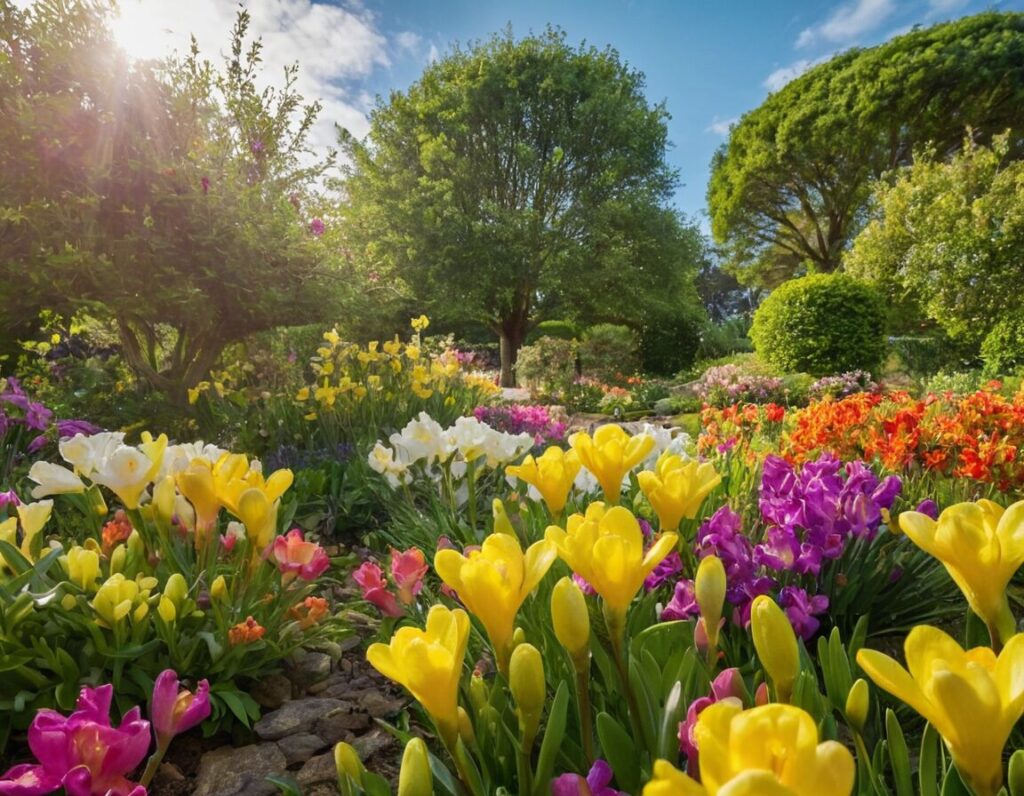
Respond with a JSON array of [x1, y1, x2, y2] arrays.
[[604, 604, 654, 756]]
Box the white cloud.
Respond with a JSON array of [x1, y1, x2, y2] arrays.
[[764, 59, 813, 92], [706, 116, 739, 137], [796, 0, 896, 48], [395, 30, 422, 53], [427, 43, 441, 63], [108, 0, 394, 147]]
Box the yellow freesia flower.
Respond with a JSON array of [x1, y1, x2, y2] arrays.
[[236, 488, 278, 549], [900, 499, 1024, 643], [858, 626, 1024, 796], [435, 532, 556, 673], [65, 546, 101, 591], [750, 595, 800, 703], [16, 500, 52, 558], [569, 425, 654, 504], [366, 605, 469, 747], [637, 454, 721, 531], [545, 502, 677, 628], [506, 447, 581, 516], [644, 702, 854, 795], [695, 554, 726, 651], [176, 460, 221, 536], [92, 573, 148, 627]]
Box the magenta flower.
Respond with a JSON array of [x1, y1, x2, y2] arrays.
[[150, 670, 211, 749], [660, 578, 697, 621], [915, 499, 939, 519], [200, 176, 210, 194], [271, 529, 330, 582], [352, 561, 402, 617], [309, 217, 325, 236], [552, 760, 626, 796], [0, 490, 19, 510], [644, 551, 682, 591], [0, 684, 149, 796], [389, 547, 427, 605], [678, 668, 746, 776], [778, 586, 829, 640]]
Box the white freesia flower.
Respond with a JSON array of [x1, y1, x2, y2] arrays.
[[390, 412, 449, 465], [368, 442, 412, 487], [90, 445, 157, 509], [640, 423, 691, 470], [159, 441, 227, 480], [27, 461, 86, 499], [58, 432, 125, 477]]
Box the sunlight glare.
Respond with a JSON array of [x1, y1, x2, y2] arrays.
[[109, 1, 177, 62]]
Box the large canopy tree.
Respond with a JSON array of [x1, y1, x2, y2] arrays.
[[707, 12, 1024, 286], [340, 28, 695, 385], [0, 2, 339, 401]]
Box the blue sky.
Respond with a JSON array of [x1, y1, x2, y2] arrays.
[[108, 0, 1023, 225]]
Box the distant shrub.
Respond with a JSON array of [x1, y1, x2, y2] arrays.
[[526, 320, 580, 344], [694, 363, 786, 408], [922, 369, 988, 396], [514, 336, 578, 393], [981, 314, 1024, 376], [751, 274, 886, 376], [636, 309, 702, 376], [888, 334, 973, 378], [578, 324, 640, 381]]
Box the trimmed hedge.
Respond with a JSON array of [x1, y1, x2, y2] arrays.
[[750, 273, 886, 376]]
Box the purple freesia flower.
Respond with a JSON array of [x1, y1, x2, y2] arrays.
[[56, 419, 102, 438], [915, 499, 939, 520], [552, 760, 626, 796], [0, 683, 149, 796], [309, 217, 325, 236], [150, 670, 211, 749], [645, 551, 682, 591], [573, 572, 597, 597], [661, 578, 698, 621], [779, 586, 829, 640], [0, 490, 19, 510]]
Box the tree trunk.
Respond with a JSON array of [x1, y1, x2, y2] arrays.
[[498, 315, 528, 388]]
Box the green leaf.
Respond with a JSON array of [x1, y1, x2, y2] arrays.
[[919, 723, 940, 796], [533, 682, 568, 796], [596, 712, 639, 794], [885, 709, 913, 796]]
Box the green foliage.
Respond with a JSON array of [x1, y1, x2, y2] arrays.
[[982, 315, 1024, 375], [0, 5, 342, 403], [579, 324, 640, 381], [526, 320, 580, 344], [514, 337, 579, 395], [849, 133, 1024, 346], [750, 274, 886, 376], [340, 26, 700, 384], [888, 335, 977, 379], [708, 12, 1024, 286], [635, 307, 702, 377]]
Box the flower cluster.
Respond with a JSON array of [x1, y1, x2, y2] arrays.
[[808, 370, 878, 401], [368, 413, 534, 489], [353, 547, 428, 617], [697, 402, 785, 461], [0, 376, 101, 466], [693, 364, 785, 409], [472, 404, 566, 446]]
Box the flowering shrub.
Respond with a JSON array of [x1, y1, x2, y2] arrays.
[[693, 364, 785, 408], [472, 404, 566, 445], [807, 370, 878, 401], [0, 431, 341, 742]]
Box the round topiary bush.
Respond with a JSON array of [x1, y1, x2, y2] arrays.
[[981, 314, 1024, 375], [525, 320, 580, 344], [750, 273, 886, 376]]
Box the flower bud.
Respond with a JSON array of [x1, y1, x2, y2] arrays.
[[492, 498, 514, 536], [109, 544, 126, 574], [457, 706, 476, 747], [695, 555, 726, 651], [755, 681, 770, 706], [157, 596, 176, 623], [153, 476, 176, 526], [397, 737, 433, 796], [846, 678, 870, 733], [750, 595, 799, 703], [164, 573, 188, 607], [210, 575, 227, 602], [509, 643, 545, 749], [551, 576, 590, 664], [334, 741, 364, 786], [512, 626, 526, 649], [1008, 749, 1024, 796]]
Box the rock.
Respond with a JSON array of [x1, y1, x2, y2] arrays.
[[315, 705, 370, 743], [276, 732, 327, 765], [287, 651, 332, 687], [255, 698, 347, 741], [154, 762, 184, 783], [297, 752, 338, 787], [338, 635, 361, 652], [352, 729, 395, 761], [359, 691, 405, 719], [192, 743, 286, 796], [305, 785, 341, 796], [306, 679, 330, 695], [251, 673, 293, 710]]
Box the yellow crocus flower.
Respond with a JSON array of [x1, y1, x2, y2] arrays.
[[366, 605, 469, 747], [900, 499, 1024, 643], [637, 454, 721, 532], [858, 626, 1024, 796], [434, 532, 556, 673], [545, 502, 677, 627], [644, 702, 855, 795], [506, 447, 581, 516], [569, 425, 654, 504]]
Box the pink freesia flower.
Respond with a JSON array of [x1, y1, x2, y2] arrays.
[[551, 760, 627, 796], [271, 529, 330, 583], [352, 561, 402, 617], [678, 668, 747, 779], [150, 670, 211, 749], [0, 684, 149, 796], [389, 547, 427, 605]]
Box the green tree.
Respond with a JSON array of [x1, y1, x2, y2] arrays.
[[708, 12, 1024, 286], [847, 133, 1024, 347], [0, 2, 339, 401], [340, 28, 695, 385]]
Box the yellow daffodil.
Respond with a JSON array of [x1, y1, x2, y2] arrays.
[[637, 454, 721, 531], [643, 702, 855, 795], [569, 425, 655, 504], [695, 555, 727, 651], [366, 605, 469, 747], [750, 595, 799, 703], [900, 499, 1024, 643], [506, 447, 581, 516], [858, 626, 1024, 796], [545, 502, 677, 630], [434, 533, 556, 673]]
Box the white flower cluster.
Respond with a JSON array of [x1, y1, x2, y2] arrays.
[[368, 412, 534, 489]]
